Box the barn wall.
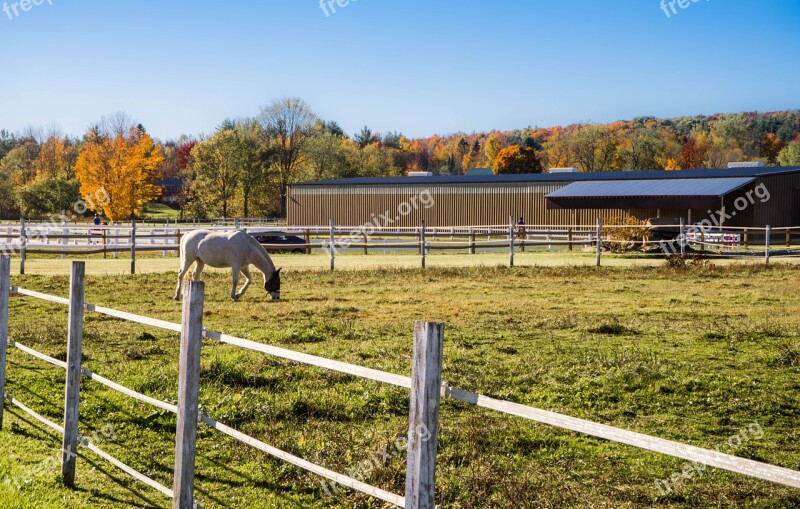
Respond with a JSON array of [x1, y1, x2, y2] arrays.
[[720, 173, 800, 228], [287, 173, 800, 229], [288, 182, 647, 227]]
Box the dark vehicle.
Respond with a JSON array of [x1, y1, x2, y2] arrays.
[[251, 232, 307, 254]]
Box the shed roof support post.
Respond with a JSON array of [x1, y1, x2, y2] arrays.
[[0, 256, 9, 430], [62, 261, 85, 487], [173, 280, 204, 509]]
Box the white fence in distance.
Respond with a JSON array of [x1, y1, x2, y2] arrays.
[[3, 218, 800, 273]]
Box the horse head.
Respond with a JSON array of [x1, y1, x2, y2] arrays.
[[265, 267, 282, 300]]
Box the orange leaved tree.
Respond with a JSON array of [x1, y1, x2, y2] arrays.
[[74, 126, 164, 220], [492, 145, 543, 174]]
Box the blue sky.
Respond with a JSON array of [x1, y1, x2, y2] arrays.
[[1, 0, 799, 140]]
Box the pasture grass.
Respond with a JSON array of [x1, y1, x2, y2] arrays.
[[142, 202, 180, 220], [0, 263, 799, 508], [9, 250, 800, 276]]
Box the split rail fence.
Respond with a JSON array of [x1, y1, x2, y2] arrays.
[[2, 218, 800, 274], [1, 256, 799, 507]]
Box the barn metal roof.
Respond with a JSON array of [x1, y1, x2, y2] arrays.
[[293, 166, 800, 187], [545, 177, 756, 210]]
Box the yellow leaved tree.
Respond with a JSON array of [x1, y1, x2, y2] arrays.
[[74, 126, 164, 220]]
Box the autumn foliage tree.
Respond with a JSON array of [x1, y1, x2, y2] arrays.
[[74, 126, 164, 220], [492, 145, 543, 174], [778, 140, 800, 166]]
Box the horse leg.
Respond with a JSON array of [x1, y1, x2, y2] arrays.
[[230, 266, 241, 302], [174, 257, 194, 300], [236, 266, 253, 300], [192, 260, 205, 281]]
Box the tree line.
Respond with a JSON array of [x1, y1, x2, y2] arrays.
[[1, 101, 799, 220]]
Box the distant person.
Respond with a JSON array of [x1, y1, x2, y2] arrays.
[[516, 217, 526, 239], [93, 215, 101, 226]]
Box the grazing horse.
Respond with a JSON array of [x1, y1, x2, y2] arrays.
[[174, 230, 282, 301]]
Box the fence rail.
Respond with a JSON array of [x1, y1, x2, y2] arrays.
[[3, 220, 800, 274], [1, 257, 800, 508]]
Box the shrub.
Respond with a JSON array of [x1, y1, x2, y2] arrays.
[[603, 216, 650, 252]]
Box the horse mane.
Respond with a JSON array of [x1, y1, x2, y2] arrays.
[[245, 233, 277, 275]]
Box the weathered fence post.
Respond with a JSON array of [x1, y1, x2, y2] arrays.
[[113, 227, 119, 259], [62, 261, 85, 487], [19, 218, 26, 275], [420, 220, 426, 270], [130, 221, 137, 275], [362, 232, 369, 255], [744, 228, 749, 248], [102, 229, 107, 259], [596, 218, 603, 267], [304, 229, 311, 255], [329, 218, 335, 272], [0, 255, 9, 429], [468, 227, 476, 255], [787, 229, 792, 248], [405, 321, 444, 509], [509, 216, 515, 267], [680, 218, 686, 256], [568, 227, 573, 251], [173, 280, 205, 509], [61, 221, 68, 259], [765, 225, 771, 266]]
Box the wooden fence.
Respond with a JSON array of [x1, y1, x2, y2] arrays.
[[1, 256, 799, 507], [3, 219, 800, 274]]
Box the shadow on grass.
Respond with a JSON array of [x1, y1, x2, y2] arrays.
[[4, 407, 162, 508]]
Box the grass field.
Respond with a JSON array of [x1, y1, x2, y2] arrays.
[[0, 261, 799, 508], [8, 250, 800, 276], [142, 203, 180, 221]]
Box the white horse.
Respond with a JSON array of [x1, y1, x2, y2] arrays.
[[174, 230, 282, 301]]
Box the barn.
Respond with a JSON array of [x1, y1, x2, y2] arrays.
[[287, 165, 800, 228]]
